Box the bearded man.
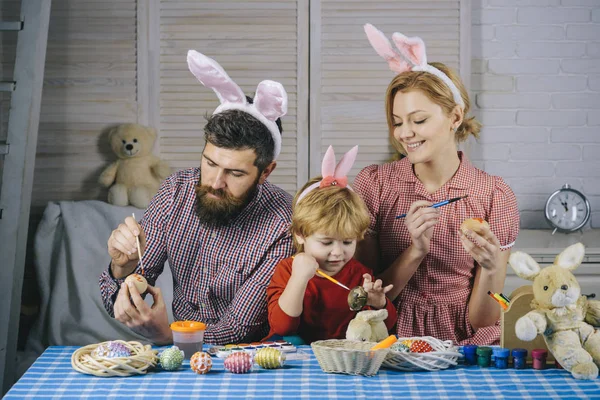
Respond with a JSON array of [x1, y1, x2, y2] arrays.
[[99, 52, 293, 345]]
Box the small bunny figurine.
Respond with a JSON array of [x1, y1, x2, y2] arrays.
[[509, 243, 600, 380], [345, 309, 390, 343]]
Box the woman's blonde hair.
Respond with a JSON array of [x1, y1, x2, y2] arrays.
[[385, 62, 481, 155], [291, 177, 370, 252]]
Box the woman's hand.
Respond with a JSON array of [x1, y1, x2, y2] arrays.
[[362, 273, 393, 309], [404, 200, 440, 255], [459, 224, 501, 271]]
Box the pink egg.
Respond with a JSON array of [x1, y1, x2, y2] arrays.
[[223, 352, 253, 374]]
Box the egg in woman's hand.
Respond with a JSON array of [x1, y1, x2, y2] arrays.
[[125, 273, 148, 294]]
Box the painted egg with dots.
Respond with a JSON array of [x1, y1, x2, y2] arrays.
[[190, 351, 213, 374], [224, 352, 253, 374], [254, 348, 285, 369], [410, 340, 433, 353]]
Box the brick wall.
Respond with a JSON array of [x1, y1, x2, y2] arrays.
[[470, 0, 600, 229]]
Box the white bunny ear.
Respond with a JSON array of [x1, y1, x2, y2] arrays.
[[187, 50, 245, 105], [334, 145, 358, 179], [254, 80, 288, 121], [554, 243, 585, 271], [509, 251, 541, 281]]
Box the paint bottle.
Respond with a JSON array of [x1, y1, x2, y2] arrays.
[[511, 348, 527, 369], [493, 348, 510, 369], [531, 349, 548, 370], [476, 346, 492, 367], [463, 345, 478, 365]]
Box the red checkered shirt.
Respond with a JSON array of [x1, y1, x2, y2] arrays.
[[99, 168, 294, 345], [353, 152, 520, 345]]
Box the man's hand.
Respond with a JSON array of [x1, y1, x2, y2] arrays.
[[114, 280, 172, 345], [108, 216, 146, 278]]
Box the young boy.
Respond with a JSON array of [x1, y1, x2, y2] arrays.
[[266, 146, 397, 344]]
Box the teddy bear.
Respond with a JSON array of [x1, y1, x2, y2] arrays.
[[345, 309, 390, 342], [509, 242, 600, 380], [99, 123, 171, 209]]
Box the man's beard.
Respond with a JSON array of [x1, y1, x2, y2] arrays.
[[194, 179, 258, 227]]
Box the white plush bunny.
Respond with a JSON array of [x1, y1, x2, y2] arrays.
[[509, 243, 600, 380]]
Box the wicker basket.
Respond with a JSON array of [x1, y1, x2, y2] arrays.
[[311, 339, 390, 377], [71, 340, 159, 377], [382, 336, 462, 372]]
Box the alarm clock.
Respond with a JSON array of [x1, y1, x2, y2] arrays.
[[544, 183, 591, 234]]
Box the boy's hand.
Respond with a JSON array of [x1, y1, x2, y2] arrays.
[[362, 273, 393, 309], [290, 253, 319, 284]]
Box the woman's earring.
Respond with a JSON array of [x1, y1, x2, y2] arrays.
[[453, 127, 458, 133]]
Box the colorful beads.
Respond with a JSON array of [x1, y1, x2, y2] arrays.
[[224, 352, 253, 374], [254, 348, 285, 369], [190, 351, 213, 374], [410, 340, 433, 353], [92, 341, 131, 358], [159, 346, 184, 371]]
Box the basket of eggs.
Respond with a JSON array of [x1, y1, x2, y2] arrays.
[[382, 336, 462, 372]]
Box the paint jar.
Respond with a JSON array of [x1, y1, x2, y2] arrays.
[[493, 348, 510, 369], [170, 321, 206, 359], [463, 345, 478, 365], [531, 349, 548, 370], [476, 346, 493, 367], [511, 348, 527, 369]]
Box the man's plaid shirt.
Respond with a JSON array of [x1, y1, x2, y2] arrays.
[[99, 168, 294, 344]]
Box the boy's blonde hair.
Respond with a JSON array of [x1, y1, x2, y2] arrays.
[[291, 177, 370, 252], [385, 62, 481, 156]]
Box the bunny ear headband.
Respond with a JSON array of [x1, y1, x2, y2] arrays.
[[187, 50, 288, 159], [297, 145, 358, 203], [363, 23, 464, 109]]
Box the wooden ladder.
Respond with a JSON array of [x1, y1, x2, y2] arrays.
[[0, 0, 51, 395]]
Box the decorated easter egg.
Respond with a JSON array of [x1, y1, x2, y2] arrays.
[[92, 341, 131, 358], [125, 273, 148, 294], [190, 351, 213, 374], [390, 342, 410, 353], [160, 346, 184, 371], [254, 347, 285, 369], [410, 340, 433, 353], [401, 339, 413, 347], [224, 352, 253, 374], [347, 286, 368, 311]]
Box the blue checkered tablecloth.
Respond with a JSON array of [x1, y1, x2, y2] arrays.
[[5, 346, 600, 399]]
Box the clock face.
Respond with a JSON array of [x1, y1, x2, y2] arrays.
[[545, 189, 591, 232]]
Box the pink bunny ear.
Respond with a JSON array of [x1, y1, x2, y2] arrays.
[[364, 23, 411, 74], [187, 50, 246, 104], [392, 32, 427, 66], [254, 80, 288, 121], [321, 145, 336, 178], [334, 145, 358, 179]]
